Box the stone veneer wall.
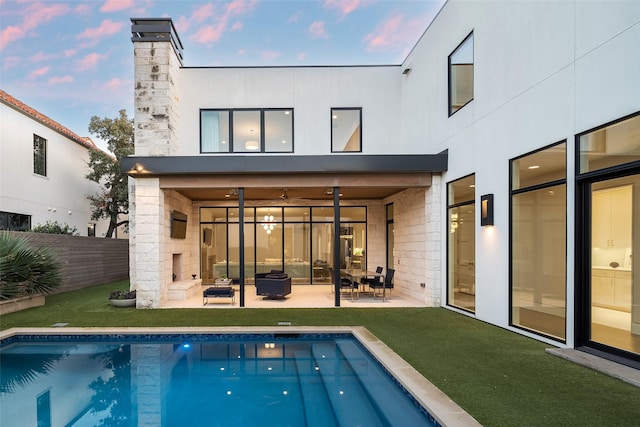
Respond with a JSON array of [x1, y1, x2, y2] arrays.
[[132, 178, 164, 308], [389, 181, 441, 306], [133, 40, 181, 156]]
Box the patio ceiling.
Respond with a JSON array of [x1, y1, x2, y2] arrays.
[[174, 186, 407, 202]]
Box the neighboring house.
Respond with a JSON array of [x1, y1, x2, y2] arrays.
[[124, 1, 640, 368], [0, 90, 125, 238]]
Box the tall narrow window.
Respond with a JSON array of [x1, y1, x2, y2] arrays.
[[331, 108, 361, 152], [386, 203, 394, 272], [511, 142, 567, 340], [201, 110, 230, 153], [265, 109, 293, 152], [448, 32, 474, 116], [447, 175, 476, 312], [33, 134, 47, 176]]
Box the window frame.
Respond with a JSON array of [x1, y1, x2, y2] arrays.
[[448, 31, 474, 117], [33, 134, 47, 176], [331, 107, 362, 153], [200, 108, 294, 154], [509, 141, 567, 342]]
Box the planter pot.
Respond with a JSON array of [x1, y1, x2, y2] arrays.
[[110, 298, 136, 307]]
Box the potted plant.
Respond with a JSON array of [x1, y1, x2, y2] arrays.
[[109, 290, 136, 307]]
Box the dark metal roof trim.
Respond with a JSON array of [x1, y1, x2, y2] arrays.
[[122, 152, 448, 176]]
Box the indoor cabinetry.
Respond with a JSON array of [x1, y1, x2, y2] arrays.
[[592, 268, 631, 312], [592, 186, 632, 248]]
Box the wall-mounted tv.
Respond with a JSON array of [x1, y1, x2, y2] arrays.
[[170, 211, 187, 239]]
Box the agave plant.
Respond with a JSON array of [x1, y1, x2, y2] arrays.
[[0, 232, 62, 300]]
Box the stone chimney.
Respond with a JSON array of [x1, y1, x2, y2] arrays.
[[131, 18, 183, 156]]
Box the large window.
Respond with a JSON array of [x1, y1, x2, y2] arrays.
[[447, 174, 476, 312], [331, 108, 361, 152], [201, 206, 366, 285], [448, 32, 474, 116], [33, 134, 46, 176], [0, 211, 31, 231], [201, 109, 293, 153], [511, 142, 567, 340]]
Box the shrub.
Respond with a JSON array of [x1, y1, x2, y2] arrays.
[[0, 232, 62, 299], [32, 221, 78, 235], [108, 290, 136, 300]]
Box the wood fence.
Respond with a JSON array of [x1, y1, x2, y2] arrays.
[[3, 231, 129, 294]]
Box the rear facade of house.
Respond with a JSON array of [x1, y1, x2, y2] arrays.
[[124, 1, 640, 368]]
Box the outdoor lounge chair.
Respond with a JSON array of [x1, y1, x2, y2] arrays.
[[369, 268, 394, 300]]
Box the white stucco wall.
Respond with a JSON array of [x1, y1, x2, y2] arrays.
[[0, 101, 115, 237], [396, 0, 640, 345], [177, 66, 404, 155]]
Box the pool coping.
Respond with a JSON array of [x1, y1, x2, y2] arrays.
[[1, 326, 481, 427]]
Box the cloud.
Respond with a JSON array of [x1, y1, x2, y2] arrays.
[[297, 52, 307, 62], [192, 24, 226, 44], [288, 12, 302, 23], [309, 21, 328, 39], [363, 13, 405, 51], [188, 0, 257, 46], [100, 0, 133, 12], [323, 0, 363, 19], [363, 7, 443, 56], [31, 51, 55, 62], [64, 49, 77, 58], [192, 3, 215, 23], [77, 19, 123, 40], [103, 77, 128, 91], [28, 66, 49, 80], [76, 52, 105, 71], [48, 75, 74, 85], [0, 2, 69, 50], [75, 4, 92, 14]]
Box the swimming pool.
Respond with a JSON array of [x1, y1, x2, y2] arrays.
[[1, 329, 441, 426]]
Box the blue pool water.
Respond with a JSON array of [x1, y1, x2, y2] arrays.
[[0, 333, 438, 426]]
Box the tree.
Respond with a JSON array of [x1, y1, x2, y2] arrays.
[[86, 110, 134, 238]]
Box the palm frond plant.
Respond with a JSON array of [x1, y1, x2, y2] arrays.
[[0, 232, 62, 300]]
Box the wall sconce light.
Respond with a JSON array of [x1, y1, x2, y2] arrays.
[[481, 194, 494, 226]]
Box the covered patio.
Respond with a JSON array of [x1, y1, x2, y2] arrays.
[[163, 282, 428, 309]]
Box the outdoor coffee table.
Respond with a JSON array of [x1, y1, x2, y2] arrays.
[[203, 287, 235, 305]]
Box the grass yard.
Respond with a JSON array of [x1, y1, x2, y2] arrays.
[[2, 280, 640, 426]]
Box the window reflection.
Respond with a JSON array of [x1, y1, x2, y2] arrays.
[[449, 32, 474, 115], [331, 108, 361, 152], [447, 175, 476, 312]]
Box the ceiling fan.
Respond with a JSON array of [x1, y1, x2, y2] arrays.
[[271, 188, 310, 205]]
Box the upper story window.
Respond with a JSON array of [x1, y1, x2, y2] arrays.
[[331, 108, 362, 152], [200, 109, 293, 153], [33, 134, 47, 176], [577, 112, 640, 174], [448, 32, 474, 116]]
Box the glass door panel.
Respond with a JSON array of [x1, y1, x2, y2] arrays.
[[448, 204, 476, 311], [312, 223, 333, 283], [284, 223, 310, 282], [590, 176, 639, 355]]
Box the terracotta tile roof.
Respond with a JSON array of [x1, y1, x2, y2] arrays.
[[0, 89, 98, 151]]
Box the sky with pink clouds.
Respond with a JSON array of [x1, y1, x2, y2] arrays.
[[1, 0, 445, 152]]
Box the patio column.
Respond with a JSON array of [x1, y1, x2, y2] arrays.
[[333, 186, 341, 306], [239, 188, 245, 307]]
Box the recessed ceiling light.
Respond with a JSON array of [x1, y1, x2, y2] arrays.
[[528, 165, 540, 169]]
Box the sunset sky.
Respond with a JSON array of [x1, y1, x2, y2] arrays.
[[1, 0, 445, 151]]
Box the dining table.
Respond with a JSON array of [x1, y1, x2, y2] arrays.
[[340, 268, 386, 300]]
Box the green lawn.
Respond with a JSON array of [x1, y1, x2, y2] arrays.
[[2, 280, 639, 426]]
